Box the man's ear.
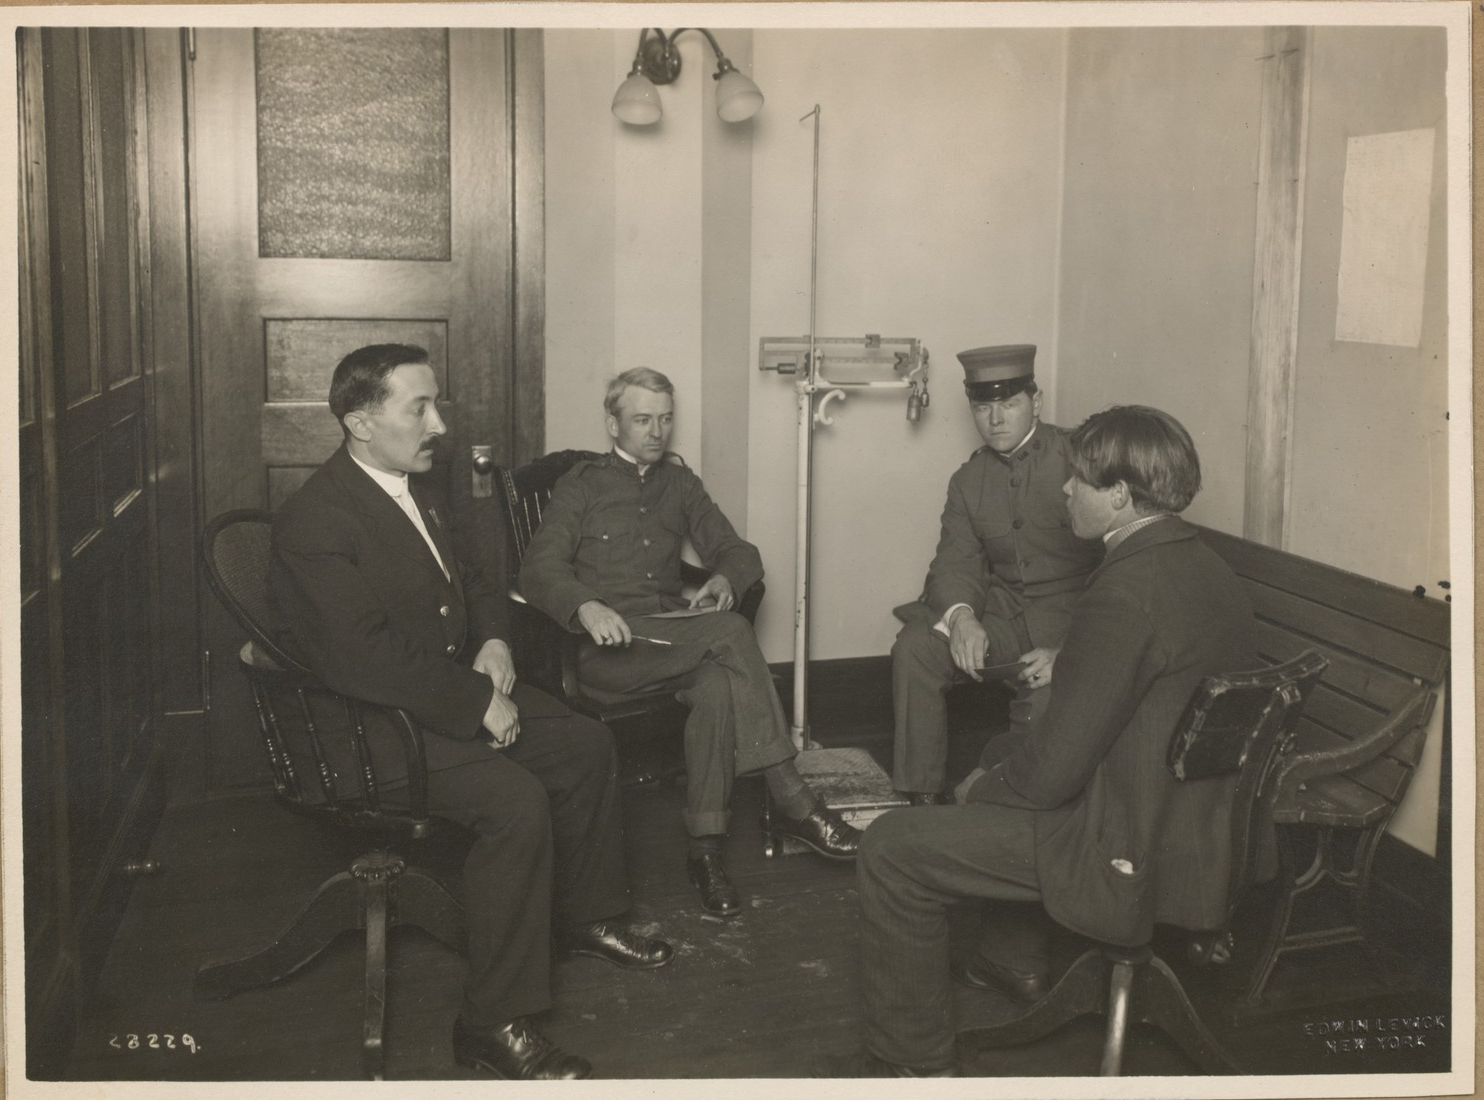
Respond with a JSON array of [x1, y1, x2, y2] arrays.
[[343, 410, 372, 442], [605, 414, 620, 442], [1110, 480, 1131, 510], [1030, 390, 1044, 419]]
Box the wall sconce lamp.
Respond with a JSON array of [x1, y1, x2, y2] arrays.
[[611, 28, 764, 126]]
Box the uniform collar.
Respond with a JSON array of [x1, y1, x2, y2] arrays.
[[612, 446, 654, 477], [987, 421, 1039, 463]]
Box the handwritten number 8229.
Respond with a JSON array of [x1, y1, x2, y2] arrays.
[[109, 1033, 198, 1053]]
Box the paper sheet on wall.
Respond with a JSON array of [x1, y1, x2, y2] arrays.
[[1333, 128, 1435, 347]]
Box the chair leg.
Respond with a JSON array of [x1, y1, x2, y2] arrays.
[[960, 947, 1107, 1051], [361, 860, 391, 1081], [195, 869, 365, 1001], [1099, 958, 1136, 1076], [391, 866, 466, 954], [1135, 956, 1239, 1074]]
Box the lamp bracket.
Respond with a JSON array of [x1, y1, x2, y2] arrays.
[[638, 30, 683, 85]]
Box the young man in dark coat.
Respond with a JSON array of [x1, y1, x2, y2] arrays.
[[268, 344, 672, 1081], [837, 404, 1258, 1077]]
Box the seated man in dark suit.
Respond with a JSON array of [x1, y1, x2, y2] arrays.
[[832, 405, 1258, 1077], [268, 344, 673, 1081], [519, 367, 861, 918]]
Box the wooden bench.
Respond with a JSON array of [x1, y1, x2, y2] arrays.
[[1196, 526, 1450, 1017]]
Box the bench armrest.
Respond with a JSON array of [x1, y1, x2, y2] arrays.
[[1268, 689, 1431, 804]]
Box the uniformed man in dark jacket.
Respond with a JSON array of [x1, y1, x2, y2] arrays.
[[891, 345, 1101, 803], [519, 367, 861, 917]]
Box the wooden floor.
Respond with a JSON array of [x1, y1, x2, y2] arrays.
[[60, 688, 1452, 1085]]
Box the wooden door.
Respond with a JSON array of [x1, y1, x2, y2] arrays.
[[19, 26, 169, 1076], [190, 28, 543, 790]]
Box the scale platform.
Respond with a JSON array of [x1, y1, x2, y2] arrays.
[[765, 745, 909, 857]]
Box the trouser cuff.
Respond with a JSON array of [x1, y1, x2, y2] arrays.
[[684, 809, 731, 837]]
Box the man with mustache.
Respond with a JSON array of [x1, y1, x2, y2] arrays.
[[891, 344, 1102, 805], [268, 344, 671, 1080]]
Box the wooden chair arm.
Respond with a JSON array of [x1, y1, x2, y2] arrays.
[[508, 592, 586, 705], [1268, 689, 1431, 803], [238, 641, 435, 834]]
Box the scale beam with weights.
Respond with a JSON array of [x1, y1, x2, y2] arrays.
[[757, 107, 933, 855]]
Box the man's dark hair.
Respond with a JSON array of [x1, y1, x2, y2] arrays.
[[328, 344, 430, 433], [1069, 405, 1202, 514]]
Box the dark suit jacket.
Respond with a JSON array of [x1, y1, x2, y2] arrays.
[[967, 517, 1258, 945], [268, 444, 568, 784]]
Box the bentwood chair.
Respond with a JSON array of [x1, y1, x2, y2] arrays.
[[960, 650, 1329, 1075], [195, 509, 465, 1080]]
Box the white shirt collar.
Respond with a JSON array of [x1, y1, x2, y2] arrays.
[[350, 451, 410, 499], [1103, 512, 1172, 550]]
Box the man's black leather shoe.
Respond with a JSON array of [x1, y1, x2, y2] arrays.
[[687, 852, 741, 917], [950, 956, 1050, 1006], [899, 790, 952, 807], [813, 1050, 957, 1077], [773, 804, 862, 860], [452, 1016, 593, 1080], [564, 919, 673, 969]]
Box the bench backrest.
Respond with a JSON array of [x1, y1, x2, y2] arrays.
[[1196, 526, 1450, 820]]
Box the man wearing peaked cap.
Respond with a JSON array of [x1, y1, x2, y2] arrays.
[[889, 344, 1102, 805]]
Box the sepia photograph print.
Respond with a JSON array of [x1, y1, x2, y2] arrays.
[[1, 3, 1473, 1098]]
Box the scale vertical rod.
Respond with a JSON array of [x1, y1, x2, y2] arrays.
[[791, 105, 822, 750]]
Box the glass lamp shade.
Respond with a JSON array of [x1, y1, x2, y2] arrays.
[[612, 73, 662, 125], [715, 69, 764, 122]]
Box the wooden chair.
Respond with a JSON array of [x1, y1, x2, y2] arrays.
[[494, 450, 765, 732], [194, 509, 464, 1081], [960, 650, 1328, 1076]]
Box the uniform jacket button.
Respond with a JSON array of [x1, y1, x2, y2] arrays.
[[639, 506, 647, 514], [1010, 477, 1020, 487], [439, 605, 450, 617], [1012, 518, 1024, 530], [446, 643, 457, 655]]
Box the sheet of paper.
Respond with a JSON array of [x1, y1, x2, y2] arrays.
[[1334, 128, 1435, 347], [639, 605, 720, 619]]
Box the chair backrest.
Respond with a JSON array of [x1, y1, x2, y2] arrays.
[[202, 508, 436, 837], [1166, 649, 1329, 914], [496, 449, 604, 574], [200, 508, 308, 674]]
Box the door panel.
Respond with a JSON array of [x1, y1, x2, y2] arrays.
[[192, 27, 519, 789]]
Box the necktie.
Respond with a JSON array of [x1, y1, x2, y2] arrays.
[[396, 488, 449, 580]]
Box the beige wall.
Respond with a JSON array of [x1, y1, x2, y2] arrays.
[[745, 29, 1071, 661], [545, 27, 754, 517], [1053, 26, 1449, 855], [1054, 27, 1266, 533], [1286, 27, 1450, 853]]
